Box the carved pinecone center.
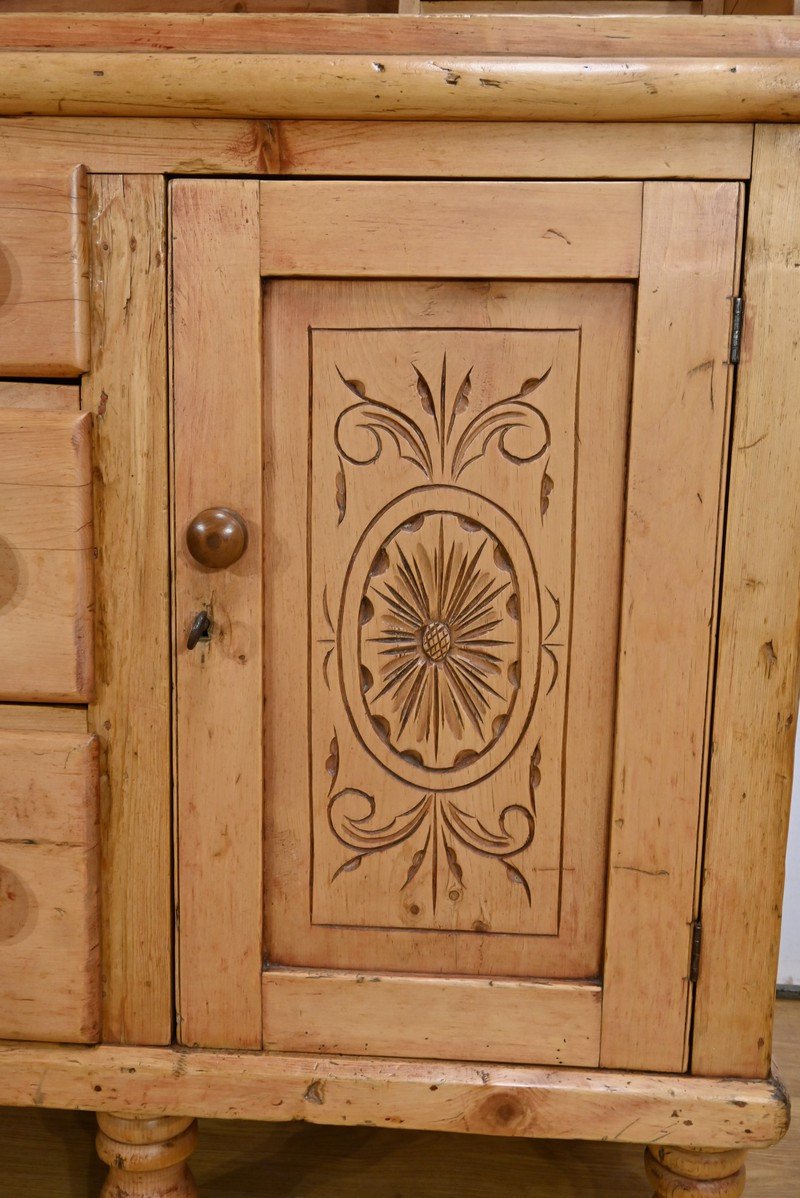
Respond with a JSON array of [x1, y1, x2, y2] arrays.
[[421, 620, 452, 663]]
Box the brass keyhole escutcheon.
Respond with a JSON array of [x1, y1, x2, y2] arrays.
[[186, 507, 248, 570]]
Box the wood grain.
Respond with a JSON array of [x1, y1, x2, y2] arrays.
[[422, 1, 701, 9], [0, 53, 799, 122], [261, 181, 641, 277], [264, 280, 631, 982], [1, 0, 393, 9], [0, 729, 100, 1043], [96, 1114, 198, 1198], [692, 125, 800, 1080], [0, 117, 278, 175], [276, 121, 754, 179], [0, 409, 94, 702], [0, 381, 79, 411], [172, 179, 263, 1050], [84, 175, 172, 1046], [0, 703, 88, 732], [263, 971, 601, 1066], [0, 166, 88, 375], [0, 119, 753, 182], [0, 1038, 788, 1149], [2, 1002, 799, 1197], [2, 13, 800, 56], [600, 182, 743, 1074], [645, 1146, 747, 1198]]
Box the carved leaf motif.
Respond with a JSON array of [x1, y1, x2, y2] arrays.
[[334, 368, 433, 478], [413, 364, 436, 418], [442, 801, 535, 860], [328, 789, 433, 883], [335, 458, 347, 524], [529, 741, 541, 816], [401, 830, 431, 891], [332, 854, 364, 882], [325, 734, 339, 793], [334, 359, 552, 488], [450, 369, 552, 481], [519, 376, 548, 395], [544, 588, 561, 641], [504, 861, 532, 904], [439, 798, 536, 908], [540, 460, 554, 519], [446, 368, 473, 441], [444, 841, 465, 889], [542, 588, 562, 695]]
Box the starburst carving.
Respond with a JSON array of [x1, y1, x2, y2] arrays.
[[360, 512, 521, 771]]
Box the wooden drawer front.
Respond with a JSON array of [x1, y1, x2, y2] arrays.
[[0, 728, 100, 1044], [0, 407, 94, 702], [0, 167, 89, 376]]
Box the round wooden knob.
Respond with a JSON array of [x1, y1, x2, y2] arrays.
[[186, 507, 248, 569]]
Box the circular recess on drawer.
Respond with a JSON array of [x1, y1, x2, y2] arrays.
[[0, 865, 36, 944], [339, 486, 540, 791], [0, 536, 21, 613]]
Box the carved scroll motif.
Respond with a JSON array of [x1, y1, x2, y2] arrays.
[[327, 747, 538, 908], [334, 355, 551, 517]]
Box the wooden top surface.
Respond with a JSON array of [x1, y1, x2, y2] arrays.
[[2, 13, 800, 55]]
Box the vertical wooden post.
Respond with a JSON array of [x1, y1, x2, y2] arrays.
[[96, 1114, 198, 1198], [693, 126, 800, 1079], [171, 180, 263, 1049], [600, 182, 743, 1073], [85, 176, 172, 1045]]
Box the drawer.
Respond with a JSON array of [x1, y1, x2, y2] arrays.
[[0, 167, 89, 377], [0, 725, 100, 1044], [0, 406, 94, 702]]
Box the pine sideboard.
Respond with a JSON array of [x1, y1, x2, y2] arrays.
[[0, 9, 799, 1197]]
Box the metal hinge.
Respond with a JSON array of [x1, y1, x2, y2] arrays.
[[690, 920, 703, 985], [730, 296, 744, 365]]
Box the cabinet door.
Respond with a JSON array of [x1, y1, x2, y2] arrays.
[[172, 180, 742, 1072]]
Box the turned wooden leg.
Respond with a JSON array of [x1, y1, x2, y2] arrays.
[[96, 1113, 198, 1197], [645, 1147, 747, 1197]]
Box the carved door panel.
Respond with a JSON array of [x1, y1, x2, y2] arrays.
[[261, 280, 629, 1066], [265, 282, 629, 972], [172, 180, 743, 1070]]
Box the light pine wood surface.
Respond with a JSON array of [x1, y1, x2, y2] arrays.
[[0, 119, 754, 179], [2, 52, 800, 122], [171, 179, 264, 1051], [0, 1002, 796, 1197], [260, 181, 643, 277], [0, 381, 79, 411], [0, 408, 95, 702], [84, 174, 173, 1047], [0, 727, 100, 1044], [264, 282, 630, 989], [0, 167, 88, 376], [692, 124, 800, 1081], [600, 181, 743, 1075], [2, 13, 800, 56], [274, 121, 754, 179]]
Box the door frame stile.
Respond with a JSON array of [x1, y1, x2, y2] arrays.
[[171, 179, 264, 1050]]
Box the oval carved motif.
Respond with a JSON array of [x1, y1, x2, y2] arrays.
[[339, 486, 540, 792]]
